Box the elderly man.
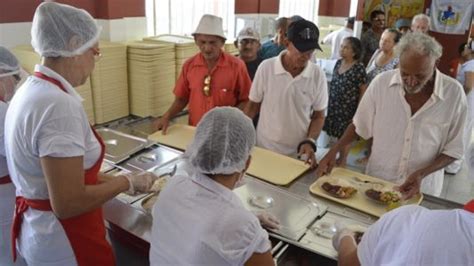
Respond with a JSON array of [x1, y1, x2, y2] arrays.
[[154, 14, 251, 133], [259, 17, 289, 60], [244, 19, 328, 168], [322, 17, 355, 59], [361, 10, 385, 66], [235, 27, 263, 81], [411, 13, 430, 34], [317, 32, 467, 198]]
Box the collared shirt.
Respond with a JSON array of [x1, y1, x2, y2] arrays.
[[249, 51, 328, 156], [150, 172, 271, 266], [244, 56, 264, 81], [358, 205, 474, 266], [456, 59, 474, 86], [4, 64, 101, 265], [354, 69, 467, 196], [258, 40, 286, 60], [361, 29, 381, 65], [322, 27, 353, 60], [174, 52, 251, 126]]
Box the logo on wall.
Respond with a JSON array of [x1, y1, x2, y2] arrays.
[[430, 0, 472, 34], [437, 6, 459, 26]]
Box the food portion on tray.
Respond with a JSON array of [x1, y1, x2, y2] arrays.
[[320, 177, 357, 199]]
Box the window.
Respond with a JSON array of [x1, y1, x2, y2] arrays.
[[146, 0, 235, 38]]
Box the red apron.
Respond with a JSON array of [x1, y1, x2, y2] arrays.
[[0, 175, 11, 185], [464, 200, 474, 213], [11, 72, 115, 265]]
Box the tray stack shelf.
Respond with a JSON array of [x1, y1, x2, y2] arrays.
[[127, 41, 176, 117], [91, 41, 129, 124]]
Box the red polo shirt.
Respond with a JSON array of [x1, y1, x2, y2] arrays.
[[174, 51, 251, 126]]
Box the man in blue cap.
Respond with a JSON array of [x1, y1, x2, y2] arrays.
[[245, 19, 328, 168]]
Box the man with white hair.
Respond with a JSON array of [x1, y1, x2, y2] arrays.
[[154, 14, 252, 133], [411, 13, 431, 34], [317, 32, 467, 198]]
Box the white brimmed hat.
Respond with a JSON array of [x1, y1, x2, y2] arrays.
[[192, 14, 226, 40]]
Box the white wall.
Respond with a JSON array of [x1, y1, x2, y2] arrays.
[[0, 17, 148, 49]]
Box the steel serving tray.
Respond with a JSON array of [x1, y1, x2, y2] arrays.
[[299, 211, 371, 259], [234, 177, 324, 241], [96, 128, 153, 164], [125, 145, 181, 171]]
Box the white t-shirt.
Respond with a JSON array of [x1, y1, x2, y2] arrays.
[[354, 69, 467, 196], [250, 51, 328, 156], [358, 205, 474, 266], [4, 64, 101, 265], [456, 59, 474, 87], [150, 172, 271, 266], [322, 27, 353, 60]]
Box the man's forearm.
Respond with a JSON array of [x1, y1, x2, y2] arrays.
[[162, 97, 188, 119], [237, 100, 248, 110], [243, 101, 260, 119], [307, 113, 325, 140], [416, 154, 457, 179], [333, 123, 360, 151]]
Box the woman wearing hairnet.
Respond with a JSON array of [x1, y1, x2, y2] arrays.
[[150, 107, 276, 266], [4, 3, 157, 265], [0, 47, 27, 266]]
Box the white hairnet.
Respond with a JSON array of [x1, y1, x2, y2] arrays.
[[0, 46, 20, 77], [185, 107, 256, 175], [31, 2, 101, 57]]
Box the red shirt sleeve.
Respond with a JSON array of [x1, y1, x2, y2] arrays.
[[173, 61, 191, 99], [235, 59, 251, 103]]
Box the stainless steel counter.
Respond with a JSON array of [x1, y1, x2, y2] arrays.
[[100, 117, 464, 263]]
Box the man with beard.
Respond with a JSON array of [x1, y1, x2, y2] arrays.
[[154, 14, 251, 132], [317, 32, 467, 198]]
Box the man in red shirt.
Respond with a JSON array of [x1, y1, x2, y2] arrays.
[[154, 14, 251, 132]]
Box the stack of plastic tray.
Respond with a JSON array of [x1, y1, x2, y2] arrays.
[[127, 41, 176, 117], [11, 45, 96, 125], [91, 41, 129, 124], [143, 35, 198, 81]]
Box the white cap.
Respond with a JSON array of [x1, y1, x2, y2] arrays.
[[192, 14, 226, 40], [237, 27, 260, 42]]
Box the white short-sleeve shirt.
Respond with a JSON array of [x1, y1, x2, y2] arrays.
[[353, 69, 467, 196], [358, 205, 474, 266], [4, 64, 101, 265], [150, 172, 271, 266], [456, 59, 474, 87], [322, 27, 353, 60], [250, 51, 328, 156]]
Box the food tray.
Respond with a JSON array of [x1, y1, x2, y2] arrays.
[[309, 168, 423, 217]]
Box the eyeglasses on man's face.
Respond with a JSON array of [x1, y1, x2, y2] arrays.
[[91, 47, 102, 62]]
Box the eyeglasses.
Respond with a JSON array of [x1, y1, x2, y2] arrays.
[[298, 28, 317, 40], [239, 39, 258, 45], [373, 18, 385, 22], [91, 47, 102, 62], [203, 75, 211, 96]]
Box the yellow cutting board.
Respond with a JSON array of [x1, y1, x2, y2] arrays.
[[310, 168, 423, 217], [149, 124, 310, 185], [149, 124, 194, 151]]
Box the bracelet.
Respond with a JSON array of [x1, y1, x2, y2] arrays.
[[297, 139, 316, 153]]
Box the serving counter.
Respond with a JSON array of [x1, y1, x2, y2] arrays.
[[98, 119, 464, 265]]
